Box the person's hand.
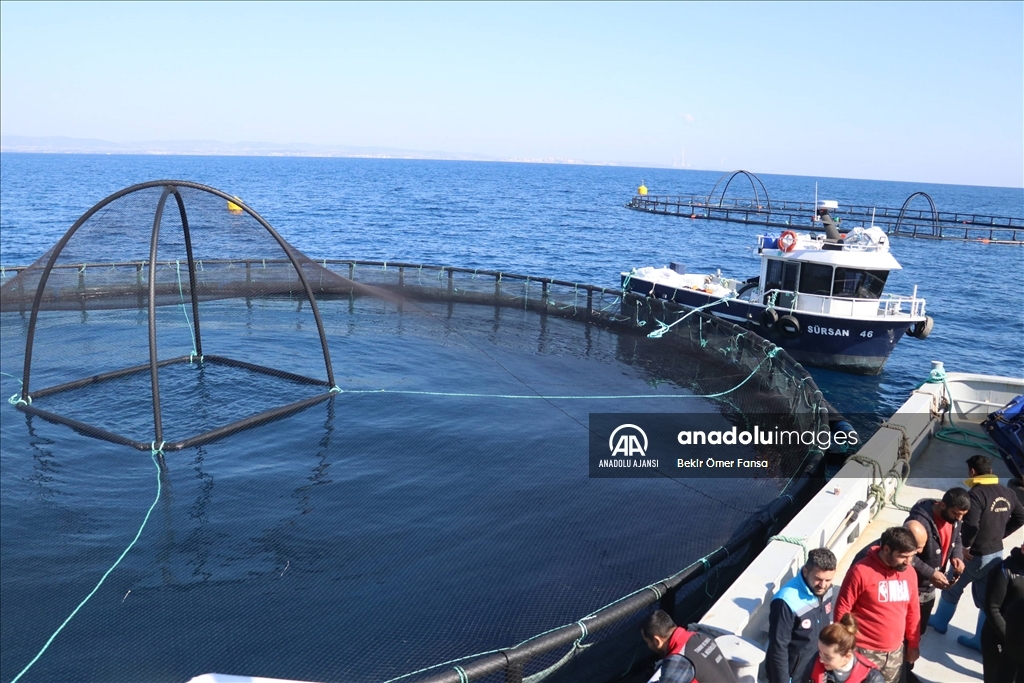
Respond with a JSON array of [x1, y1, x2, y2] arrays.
[[963, 548, 974, 562], [906, 647, 920, 664], [952, 558, 966, 574], [932, 569, 951, 589]]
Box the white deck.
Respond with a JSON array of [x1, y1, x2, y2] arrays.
[[700, 370, 1024, 683], [835, 424, 1023, 683]]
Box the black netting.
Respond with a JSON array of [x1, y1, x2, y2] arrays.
[[1, 183, 827, 683]]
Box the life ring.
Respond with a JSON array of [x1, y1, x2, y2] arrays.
[[760, 308, 779, 330], [778, 314, 801, 337], [908, 315, 934, 340], [778, 230, 798, 253]]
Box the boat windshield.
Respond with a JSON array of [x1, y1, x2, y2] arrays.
[[798, 263, 834, 296], [832, 268, 889, 299]]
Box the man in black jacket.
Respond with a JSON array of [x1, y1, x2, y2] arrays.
[[981, 545, 1024, 683], [929, 456, 1024, 650], [766, 548, 837, 683], [904, 488, 969, 632]]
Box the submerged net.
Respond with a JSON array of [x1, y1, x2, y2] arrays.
[[1, 182, 827, 683]]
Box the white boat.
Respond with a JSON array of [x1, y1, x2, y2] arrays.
[[700, 365, 1024, 682], [622, 202, 933, 374]]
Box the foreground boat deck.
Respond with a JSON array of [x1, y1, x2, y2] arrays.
[[701, 371, 1024, 683], [836, 424, 1023, 683]]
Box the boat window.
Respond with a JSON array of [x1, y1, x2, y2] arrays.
[[764, 259, 800, 292], [798, 263, 834, 295], [832, 268, 889, 299]]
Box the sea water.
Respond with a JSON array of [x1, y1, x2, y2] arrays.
[[1, 153, 1021, 682]]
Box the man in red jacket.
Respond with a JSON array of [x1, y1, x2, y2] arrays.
[[835, 526, 921, 683], [641, 610, 738, 682]]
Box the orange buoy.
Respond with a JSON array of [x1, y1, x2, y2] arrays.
[[778, 230, 798, 252]]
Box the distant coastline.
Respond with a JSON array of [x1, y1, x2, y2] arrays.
[[0, 135, 626, 168]]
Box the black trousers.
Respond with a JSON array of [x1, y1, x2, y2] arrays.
[[982, 622, 1023, 683]]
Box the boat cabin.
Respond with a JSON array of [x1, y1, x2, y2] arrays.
[[754, 227, 920, 320]]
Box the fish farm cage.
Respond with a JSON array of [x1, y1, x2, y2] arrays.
[[1, 181, 829, 683]]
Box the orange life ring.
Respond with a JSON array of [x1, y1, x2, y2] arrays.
[[778, 230, 798, 253]]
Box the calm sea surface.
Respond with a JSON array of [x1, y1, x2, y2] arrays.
[[1, 153, 1021, 682]]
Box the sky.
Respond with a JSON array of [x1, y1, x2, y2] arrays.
[[1, 1, 1022, 187]]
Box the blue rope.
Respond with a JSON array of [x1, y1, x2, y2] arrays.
[[3, 370, 28, 405], [175, 260, 199, 359], [333, 347, 780, 402], [11, 447, 163, 683]]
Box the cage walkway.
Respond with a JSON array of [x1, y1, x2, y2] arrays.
[[626, 194, 1024, 244]]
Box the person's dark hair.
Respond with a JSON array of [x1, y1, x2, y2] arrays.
[[967, 455, 993, 475], [806, 548, 837, 572], [880, 526, 918, 554], [943, 487, 971, 511], [819, 613, 858, 655], [641, 609, 677, 640]]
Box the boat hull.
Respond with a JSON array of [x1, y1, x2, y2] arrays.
[[624, 276, 913, 375]]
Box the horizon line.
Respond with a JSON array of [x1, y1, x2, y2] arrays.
[[1, 137, 1021, 190]]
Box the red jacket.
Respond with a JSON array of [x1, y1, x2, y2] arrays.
[[807, 652, 884, 683], [835, 546, 921, 650]]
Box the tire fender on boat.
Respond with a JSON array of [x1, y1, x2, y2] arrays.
[[908, 315, 934, 340], [760, 308, 779, 330], [778, 314, 800, 337], [778, 230, 798, 253]]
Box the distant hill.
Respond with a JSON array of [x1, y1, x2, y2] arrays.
[[0, 135, 495, 160], [0, 135, 622, 166]]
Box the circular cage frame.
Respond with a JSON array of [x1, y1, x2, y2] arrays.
[[11, 180, 337, 452]]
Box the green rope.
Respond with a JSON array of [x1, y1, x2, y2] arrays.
[[175, 260, 199, 360], [621, 270, 634, 295], [635, 300, 647, 327], [927, 369, 1000, 457], [11, 447, 163, 683], [333, 350, 779, 402], [647, 294, 735, 339], [3, 370, 27, 406]]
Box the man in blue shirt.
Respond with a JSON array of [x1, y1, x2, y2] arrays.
[[766, 548, 837, 683]]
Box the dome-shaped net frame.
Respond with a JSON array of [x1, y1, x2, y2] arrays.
[[0, 180, 351, 452]]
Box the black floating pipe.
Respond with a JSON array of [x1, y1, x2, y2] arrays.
[[18, 405, 151, 450], [28, 356, 193, 399], [147, 186, 175, 445], [202, 355, 331, 387], [174, 190, 204, 357], [408, 480, 815, 683], [165, 391, 335, 451]]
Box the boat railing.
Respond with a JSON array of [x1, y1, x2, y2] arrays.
[[763, 289, 925, 319]]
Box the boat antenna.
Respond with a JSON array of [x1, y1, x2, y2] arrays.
[[814, 182, 818, 223], [871, 207, 876, 227]]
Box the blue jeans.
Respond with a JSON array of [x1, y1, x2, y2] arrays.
[[941, 551, 1002, 608]]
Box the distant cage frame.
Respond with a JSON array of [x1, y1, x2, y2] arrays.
[[12, 180, 337, 452]]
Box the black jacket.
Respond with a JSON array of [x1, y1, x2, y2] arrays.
[[767, 572, 836, 683], [984, 546, 1024, 647], [961, 476, 1024, 555], [906, 499, 963, 592]]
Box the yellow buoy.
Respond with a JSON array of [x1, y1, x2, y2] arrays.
[[227, 196, 243, 214], [638, 181, 648, 196]]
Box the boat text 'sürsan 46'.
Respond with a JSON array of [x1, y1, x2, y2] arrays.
[[622, 202, 933, 375]]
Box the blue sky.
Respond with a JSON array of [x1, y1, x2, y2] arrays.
[[1, 1, 1021, 186]]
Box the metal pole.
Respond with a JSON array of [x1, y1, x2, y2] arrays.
[[148, 185, 175, 445], [174, 190, 203, 357]]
